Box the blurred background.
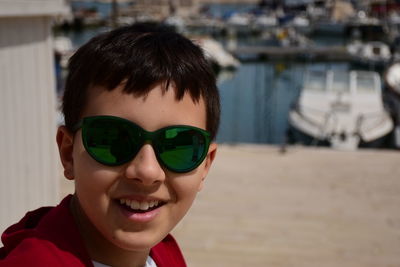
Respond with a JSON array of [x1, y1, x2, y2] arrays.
[[53, 0, 400, 150], [1, 0, 400, 266]]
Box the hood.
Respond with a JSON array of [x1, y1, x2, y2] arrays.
[[1, 205, 53, 258], [0, 195, 185, 267], [0, 195, 93, 266]]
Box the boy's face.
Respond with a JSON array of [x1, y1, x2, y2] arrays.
[[57, 84, 217, 256]]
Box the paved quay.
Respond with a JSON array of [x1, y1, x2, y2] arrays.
[[60, 144, 400, 267]]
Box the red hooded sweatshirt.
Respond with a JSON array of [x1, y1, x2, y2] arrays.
[[0, 195, 186, 267]]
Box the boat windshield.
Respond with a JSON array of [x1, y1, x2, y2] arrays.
[[331, 72, 349, 93], [356, 73, 377, 92], [304, 71, 326, 91]]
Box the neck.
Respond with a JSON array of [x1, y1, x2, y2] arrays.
[[69, 194, 150, 267]]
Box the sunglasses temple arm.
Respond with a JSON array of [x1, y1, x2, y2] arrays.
[[72, 121, 83, 132]]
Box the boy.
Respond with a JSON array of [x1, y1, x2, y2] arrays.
[[0, 23, 219, 267]]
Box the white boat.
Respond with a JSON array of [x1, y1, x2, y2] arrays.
[[254, 13, 277, 29], [289, 70, 393, 150], [164, 15, 186, 32], [347, 41, 391, 67], [53, 36, 74, 69], [194, 37, 240, 70], [384, 62, 400, 96], [225, 12, 255, 35], [227, 13, 251, 27], [384, 62, 400, 149], [290, 15, 312, 35]]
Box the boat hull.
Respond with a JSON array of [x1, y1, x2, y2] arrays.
[[287, 123, 392, 149]]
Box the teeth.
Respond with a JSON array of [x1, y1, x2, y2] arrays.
[[119, 198, 161, 211], [140, 202, 149, 210], [131, 201, 140, 210]]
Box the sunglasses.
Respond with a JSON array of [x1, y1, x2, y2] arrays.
[[73, 115, 211, 173]]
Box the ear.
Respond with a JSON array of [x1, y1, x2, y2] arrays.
[[198, 142, 217, 192], [56, 126, 75, 180]]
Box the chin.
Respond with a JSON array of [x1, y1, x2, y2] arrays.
[[112, 231, 166, 251]]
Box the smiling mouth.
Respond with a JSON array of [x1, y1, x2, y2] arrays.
[[117, 198, 166, 213]]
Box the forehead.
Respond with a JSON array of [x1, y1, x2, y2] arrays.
[[82, 84, 207, 131]]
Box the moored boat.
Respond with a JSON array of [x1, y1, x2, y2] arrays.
[[289, 69, 393, 150], [383, 62, 400, 148], [347, 41, 391, 69]]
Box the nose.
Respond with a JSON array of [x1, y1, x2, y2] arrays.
[[124, 144, 165, 185]]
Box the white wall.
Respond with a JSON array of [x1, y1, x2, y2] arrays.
[[0, 0, 68, 17], [0, 10, 63, 233]]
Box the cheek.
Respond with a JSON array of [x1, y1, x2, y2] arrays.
[[168, 174, 203, 211], [72, 142, 118, 197]]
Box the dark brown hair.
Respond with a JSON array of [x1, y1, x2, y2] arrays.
[[62, 23, 220, 139]]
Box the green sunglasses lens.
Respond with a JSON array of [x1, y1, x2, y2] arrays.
[[80, 116, 210, 172], [157, 128, 208, 172], [82, 117, 141, 165]]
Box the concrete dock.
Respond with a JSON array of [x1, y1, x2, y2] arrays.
[[60, 145, 400, 267]]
